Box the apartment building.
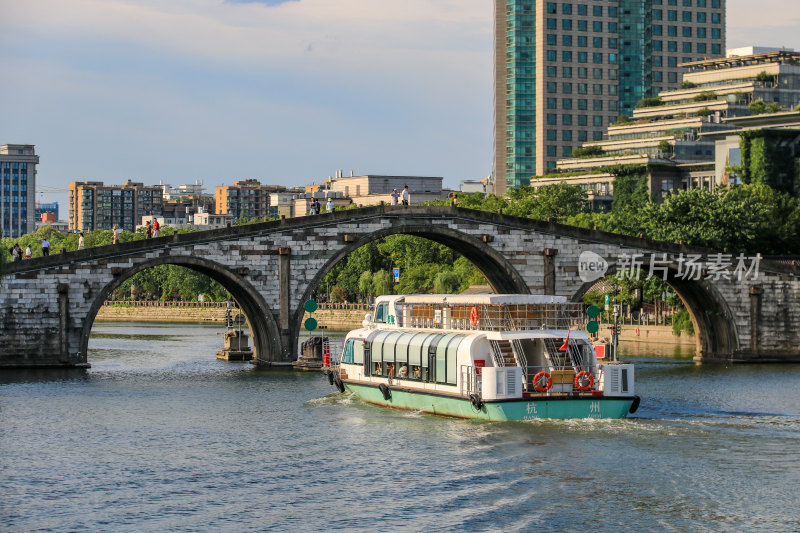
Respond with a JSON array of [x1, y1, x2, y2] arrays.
[[68, 180, 163, 232], [0, 144, 38, 238], [494, 0, 726, 193], [215, 180, 285, 220]]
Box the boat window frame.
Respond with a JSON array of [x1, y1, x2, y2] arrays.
[[343, 339, 354, 364]]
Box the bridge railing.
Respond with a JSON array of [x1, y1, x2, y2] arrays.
[[103, 300, 230, 308]]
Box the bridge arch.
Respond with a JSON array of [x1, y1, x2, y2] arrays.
[[291, 224, 531, 352], [571, 268, 739, 360], [80, 256, 282, 364]]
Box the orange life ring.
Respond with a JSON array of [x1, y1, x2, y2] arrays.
[[470, 306, 479, 326], [532, 371, 552, 392], [574, 370, 594, 391], [635, 327, 640, 336]]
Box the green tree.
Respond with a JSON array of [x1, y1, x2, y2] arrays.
[[372, 270, 393, 296], [506, 183, 587, 221], [358, 270, 373, 301], [433, 270, 462, 294]]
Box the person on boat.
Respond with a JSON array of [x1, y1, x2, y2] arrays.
[[374, 363, 382, 376], [398, 365, 408, 378], [387, 363, 395, 377], [412, 366, 421, 379]]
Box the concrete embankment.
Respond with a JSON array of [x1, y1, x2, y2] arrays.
[[95, 303, 367, 329], [96, 304, 228, 324]]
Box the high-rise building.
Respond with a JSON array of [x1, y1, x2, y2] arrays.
[[0, 144, 38, 238], [493, 0, 726, 193], [68, 180, 163, 232]]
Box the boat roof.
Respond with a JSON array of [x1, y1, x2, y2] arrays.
[[399, 294, 568, 305], [485, 330, 589, 341]]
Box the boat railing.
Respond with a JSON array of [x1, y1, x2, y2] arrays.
[[519, 365, 601, 396], [459, 365, 481, 397]]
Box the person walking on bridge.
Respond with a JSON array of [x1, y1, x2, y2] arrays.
[[402, 185, 410, 206], [390, 189, 400, 206], [152, 219, 160, 238], [25, 245, 31, 259], [112, 226, 120, 245], [145, 220, 152, 239], [40, 238, 50, 256], [78, 233, 85, 250]]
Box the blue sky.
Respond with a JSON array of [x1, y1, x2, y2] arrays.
[[2, 0, 798, 213]]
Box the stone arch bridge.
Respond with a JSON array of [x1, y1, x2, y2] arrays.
[[2, 205, 799, 367]]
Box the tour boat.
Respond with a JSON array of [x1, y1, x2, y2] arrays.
[[326, 294, 639, 421]]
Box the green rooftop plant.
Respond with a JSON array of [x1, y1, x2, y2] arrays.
[[748, 99, 767, 115], [680, 81, 697, 89], [766, 102, 783, 113], [570, 145, 606, 158], [755, 71, 771, 83], [696, 107, 713, 117], [635, 96, 663, 109], [692, 91, 717, 102]]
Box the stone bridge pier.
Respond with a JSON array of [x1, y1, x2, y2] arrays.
[[2, 205, 800, 367]]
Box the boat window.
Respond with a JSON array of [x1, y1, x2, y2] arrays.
[[374, 302, 388, 323], [353, 339, 365, 365], [371, 331, 403, 377], [435, 334, 459, 385], [343, 340, 354, 364], [394, 333, 414, 365], [408, 333, 434, 368], [446, 336, 464, 384]]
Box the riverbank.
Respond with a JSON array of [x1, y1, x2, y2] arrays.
[[96, 303, 228, 324], [95, 302, 369, 328]]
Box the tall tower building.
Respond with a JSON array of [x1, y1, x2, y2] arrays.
[[0, 144, 38, 239], [493, 0, 726, 194]]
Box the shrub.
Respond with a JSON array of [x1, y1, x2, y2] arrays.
[[570, 145, 606, 158], [636, 96, 663, 108], [672, 309, 695, 336], [692, 91, 717, 102]]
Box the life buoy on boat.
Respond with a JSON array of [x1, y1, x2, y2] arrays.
[[334, 376, 345, 393], [469, 393, 484, 410], [532, 371, 552, 392], [469, 306, 479, 327], [635, 327, 640, 337], [378, 383, 392, 400], [574, 371, 594, 391]]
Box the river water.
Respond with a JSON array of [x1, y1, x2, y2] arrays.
[[1, 322, 799, 532]]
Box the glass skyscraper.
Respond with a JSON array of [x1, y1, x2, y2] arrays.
[[493, 0, 726, 194]]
